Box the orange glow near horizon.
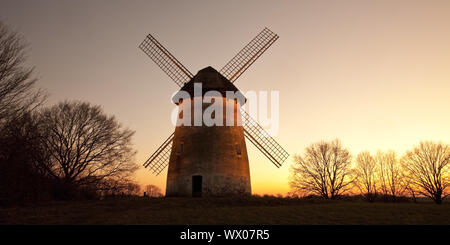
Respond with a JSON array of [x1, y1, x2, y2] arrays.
[[1, 0, 450, 195]]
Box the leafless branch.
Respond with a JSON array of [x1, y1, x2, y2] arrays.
[[290, 139, 353, 199]]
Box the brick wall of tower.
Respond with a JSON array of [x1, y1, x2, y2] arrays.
[[166, 97, 251, 197]]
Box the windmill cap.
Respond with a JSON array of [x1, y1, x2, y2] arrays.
[[172, 66, 246, 105]]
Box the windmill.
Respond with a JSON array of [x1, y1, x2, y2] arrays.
[[139, 27, 289, 197]]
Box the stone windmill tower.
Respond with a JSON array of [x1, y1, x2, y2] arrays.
[[139, 28, 289, 197]]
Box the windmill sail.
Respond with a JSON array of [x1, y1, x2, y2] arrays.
[[143, 132, 174, 175], [241, 109, 289, 168], [220, 27, 279, 83], [140, 28, 288, 179], [139, 34, 193, 87]]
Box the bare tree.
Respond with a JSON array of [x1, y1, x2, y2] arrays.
[[376, 150, 406, 200], [124, 182, 141, 196], [353, 151, 377, 202], [96, 179, 140, 197], [0, 111, 51, 204], [402, 174, 418, 203], [401, 141, 450, 204], [0, 21, 46, 205], [290, 139, 353, 199], [0, 21, 44, 120], [145, 184, 163, 197], [37, 101, 138, 196]]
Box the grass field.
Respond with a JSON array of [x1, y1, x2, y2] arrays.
[[1, 197, 449, 225]]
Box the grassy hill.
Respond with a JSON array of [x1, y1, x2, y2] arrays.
[[1, 196, 449, 225]]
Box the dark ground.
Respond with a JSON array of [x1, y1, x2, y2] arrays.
[[1, 196, 449, 225]]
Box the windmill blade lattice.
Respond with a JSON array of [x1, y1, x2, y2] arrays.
[[143, 132, 174, 175], [139, 34, 193, 87], [220, 27, 279, 83], [139, 28, 289, 181], [241, 109, 289, 168]]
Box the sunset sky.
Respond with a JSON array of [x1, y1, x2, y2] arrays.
[[1, 0, 449, 195]]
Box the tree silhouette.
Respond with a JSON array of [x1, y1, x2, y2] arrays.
[[353, 151, 377, 202], [145, 184, 163, 197], [37, 101, 138, 198], [290, 139, 353, 199], [401, 141, 449, 204], [0, 21, 44, 120], [376, 150, 406, 200], [0, 21, 46, 205], [0, 111, 50, 205]]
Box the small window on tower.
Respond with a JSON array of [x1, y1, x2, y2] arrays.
[[236, 143, 242, 156]]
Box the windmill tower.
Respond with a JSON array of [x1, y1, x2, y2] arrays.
[[139, 28, 289, 197]]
